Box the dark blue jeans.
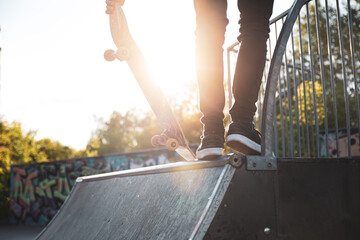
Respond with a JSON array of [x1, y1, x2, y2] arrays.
[[195, 0, 274, 133]]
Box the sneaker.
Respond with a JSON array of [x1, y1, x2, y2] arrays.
[[226, 121, 261, 155], [196, 133, 224, 160]]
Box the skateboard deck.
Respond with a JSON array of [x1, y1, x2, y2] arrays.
[[105, 0, 196, 161]]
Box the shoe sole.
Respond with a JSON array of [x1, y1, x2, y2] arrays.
[[226, 134, 261, 155], [196, 148, 223, 160]]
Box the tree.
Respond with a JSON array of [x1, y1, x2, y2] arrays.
[[88, 110, 143, 154], [36, 138, 81, 161], [88, 82, 203, 155], [0, 121, 42, 220], [273, 0, 360, 157], [0, 120, 86, 220], [304, 0, 360, 130]]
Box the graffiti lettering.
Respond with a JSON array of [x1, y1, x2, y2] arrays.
[[9, 148, 191, 224]]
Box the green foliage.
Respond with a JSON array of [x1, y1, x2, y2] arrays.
[[0, 120, 86, 220], [88, 81, 202, 155], [89, 107, 202, 155], [297, 0, 360, 129], [295, 80, 325, 126], [36, 138, 83, 161], [90, 110, 145, 154], [275, 0, 360, 158], [0, 121, 35, 220]]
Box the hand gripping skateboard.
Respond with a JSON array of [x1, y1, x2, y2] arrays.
[[104, 0, 196, 161]]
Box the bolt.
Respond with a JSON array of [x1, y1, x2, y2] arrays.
[[252, 162, 257, 168], [264, 227, 271, 235], [267, 162, 272, 168]]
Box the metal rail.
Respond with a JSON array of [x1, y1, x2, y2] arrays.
[[226, 0, 360, 158]]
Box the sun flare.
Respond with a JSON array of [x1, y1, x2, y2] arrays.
[[146, 45, 196, 97], [123, 0, 197, 98]]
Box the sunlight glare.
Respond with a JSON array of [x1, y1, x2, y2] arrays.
[[124, 0, 197, 98]]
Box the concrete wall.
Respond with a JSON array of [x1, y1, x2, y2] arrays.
[[9, 148, 184, 224]]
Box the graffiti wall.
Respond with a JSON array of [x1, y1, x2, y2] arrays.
[[9, 148, 185, 224]]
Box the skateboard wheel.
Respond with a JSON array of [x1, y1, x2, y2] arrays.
[[116, 46, 130, 61], [151, 135, 167, 147], [158, 135, 168, 145], [104, 49, 116, 61], [151, 135, 161, 147], [166, 138, 179, 151]]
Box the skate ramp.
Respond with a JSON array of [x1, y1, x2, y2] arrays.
[[35, 155, 238, 240]]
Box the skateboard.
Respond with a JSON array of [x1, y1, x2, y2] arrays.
[[104, 0, 196, 161]]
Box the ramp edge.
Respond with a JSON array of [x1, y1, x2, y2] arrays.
[[79, 154, 233, 182], [190, 164, 236, 240], [35, 181, 81, 240]]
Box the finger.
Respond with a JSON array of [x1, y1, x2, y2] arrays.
[[105, 6, 114, 14], [106, 0, 115, 7]]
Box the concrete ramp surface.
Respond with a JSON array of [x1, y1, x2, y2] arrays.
[[35, 156, 237, 240]]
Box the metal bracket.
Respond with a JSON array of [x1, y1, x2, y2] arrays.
[[246, 156, 277, 171]]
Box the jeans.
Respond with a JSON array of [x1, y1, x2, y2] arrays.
[[194, 0, 274, 132]]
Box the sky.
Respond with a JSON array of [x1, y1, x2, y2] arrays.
[[0, 0, 292, 150]]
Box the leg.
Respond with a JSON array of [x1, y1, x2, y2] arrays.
[[230, 0, 274, 122], [194, 0, 228, 159], [227, 0, 274, 155]]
